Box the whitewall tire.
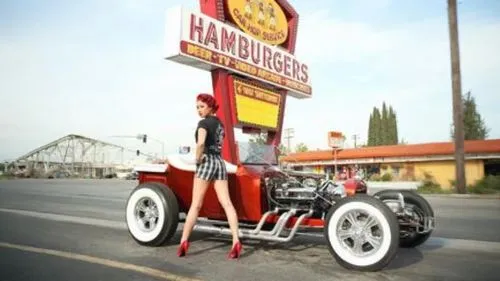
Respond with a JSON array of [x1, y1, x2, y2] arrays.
[[324, 195, 399, 271], [125, 182, 179, 246]]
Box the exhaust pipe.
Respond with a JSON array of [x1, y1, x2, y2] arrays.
[[192, 209, 314, 243]]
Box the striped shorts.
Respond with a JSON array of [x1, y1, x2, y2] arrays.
[[195, 154, 228, 181]]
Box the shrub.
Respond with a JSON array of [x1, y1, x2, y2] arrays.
[[467, 175, 500, 194], [417, 172, 450, 194], [369, 174, 382, 181], [381, 173, 393, 181]]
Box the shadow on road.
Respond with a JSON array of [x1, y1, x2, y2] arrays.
[[386, 248, 424, 270], [170, 229, 444, 271], [386, 237, 444, 270]]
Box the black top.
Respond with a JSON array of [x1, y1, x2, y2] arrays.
[[195, 115, 225, 155]]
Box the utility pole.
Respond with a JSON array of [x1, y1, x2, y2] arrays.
[[447, 0, 466, 193], [284, 128, 295, 153], [352, 134, 359, 148]]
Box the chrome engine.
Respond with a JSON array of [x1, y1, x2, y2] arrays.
[[263, 169, 346, 215]]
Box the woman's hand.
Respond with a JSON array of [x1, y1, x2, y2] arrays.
[[196, 127, 207, 164], [196, 154, 205, 164], [196, 154, 205, 165]]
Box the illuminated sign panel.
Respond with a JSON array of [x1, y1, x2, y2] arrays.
[[163, 6, 312, 99], [227, 0, 289, 45], [231, 78, 281, 130]]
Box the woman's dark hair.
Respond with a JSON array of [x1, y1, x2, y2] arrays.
[[196, 93, 219, 113]]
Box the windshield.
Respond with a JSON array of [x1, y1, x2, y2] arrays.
[[237, 141, 279, 165]]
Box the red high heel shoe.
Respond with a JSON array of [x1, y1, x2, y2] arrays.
[[177, 240, 189, 257], [227, 242, 242, 259]]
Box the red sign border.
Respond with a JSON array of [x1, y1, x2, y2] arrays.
[[199, 0, 299, 54], [199, 0, 298, 164]]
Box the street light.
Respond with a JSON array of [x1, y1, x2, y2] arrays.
[[137, 133, 165, 159], [111, 134, 165, 160]]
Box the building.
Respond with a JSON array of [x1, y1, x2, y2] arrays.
[[280, 139, 500, 189]]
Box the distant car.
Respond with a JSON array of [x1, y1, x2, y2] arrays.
[[125, 142, 435, 272], [126, 171, 138, 180]]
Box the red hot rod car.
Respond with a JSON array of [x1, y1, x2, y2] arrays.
[[125, 142, 435, 271]]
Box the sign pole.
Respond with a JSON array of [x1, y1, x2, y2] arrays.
[[328, 131, 345, 181], [164, 1, 310, 165], [334, 149, 338, 180]]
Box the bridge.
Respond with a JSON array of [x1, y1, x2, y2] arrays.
[[7, 134, 131, 178]]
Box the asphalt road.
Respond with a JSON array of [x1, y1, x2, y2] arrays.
[[0, 179, 499, 281]]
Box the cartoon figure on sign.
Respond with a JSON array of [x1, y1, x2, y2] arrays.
[[257, 0, 266, 26], [267, 2, 276, 30], [244, 0, 254, 20]]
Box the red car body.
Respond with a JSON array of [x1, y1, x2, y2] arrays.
[[137, 159, 367, 228]]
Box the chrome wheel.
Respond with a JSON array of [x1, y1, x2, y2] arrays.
[[134, 197, 160, 232], [337, 210, 384, 257], [324, 195, 399, 271]]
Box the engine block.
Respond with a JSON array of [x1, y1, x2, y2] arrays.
[[264, 171, 346, 214]]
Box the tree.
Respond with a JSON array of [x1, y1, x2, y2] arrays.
[[388, 106, 398, 144], [381, 102, 388, 145], [367, 111, 374, 146], [295, 142, 308, 152], [451, 91, 489, 140], [277, 143, 289, 156], [367, 102, 399, 146]]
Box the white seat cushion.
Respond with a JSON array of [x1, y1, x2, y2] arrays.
[[166, 153, 238, 174], [133, 163, 168, 173]]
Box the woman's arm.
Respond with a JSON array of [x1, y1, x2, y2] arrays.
[[196, 127, 207, 163]]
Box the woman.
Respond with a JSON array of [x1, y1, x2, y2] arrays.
[[177, 93, 242, 259]]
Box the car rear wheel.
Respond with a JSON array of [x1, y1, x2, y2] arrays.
[[324, 195, 399, 271], [374, 190, 435, 248], [125, 182, 179, 246]]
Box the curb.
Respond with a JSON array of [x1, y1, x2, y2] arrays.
[[421, 193, 500, 199]]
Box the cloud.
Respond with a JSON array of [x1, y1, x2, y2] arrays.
[[1, 1, 499, 161], [0, 24, 214, 160], [285, 7, 500, 150]]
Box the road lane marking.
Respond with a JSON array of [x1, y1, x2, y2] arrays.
[[0, 208, 126, 230], [0, 242, 201, 281], [2, 207, 500, 254]]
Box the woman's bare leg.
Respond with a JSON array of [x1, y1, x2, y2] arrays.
[[213, 179, 240, 245], [180, 177, 210, 242]]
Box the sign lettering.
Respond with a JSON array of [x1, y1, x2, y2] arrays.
[[164, 6, 312, 99], [227, 0, 289, 46]]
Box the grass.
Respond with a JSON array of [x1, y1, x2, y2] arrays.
[[0, 174, 14, 180]]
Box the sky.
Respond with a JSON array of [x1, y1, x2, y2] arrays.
[[1, 0, 499, 162]]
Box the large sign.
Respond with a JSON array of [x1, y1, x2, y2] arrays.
[[229, 77, 282, 130], [227, 0, 289, 46], [164, 6, 312, 99]]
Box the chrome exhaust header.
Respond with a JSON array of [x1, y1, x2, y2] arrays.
[[192, 209, 314, 243]]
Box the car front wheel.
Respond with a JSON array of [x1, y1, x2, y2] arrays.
[[125, 182, 179, 246], [324, 195, 400, 271]]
